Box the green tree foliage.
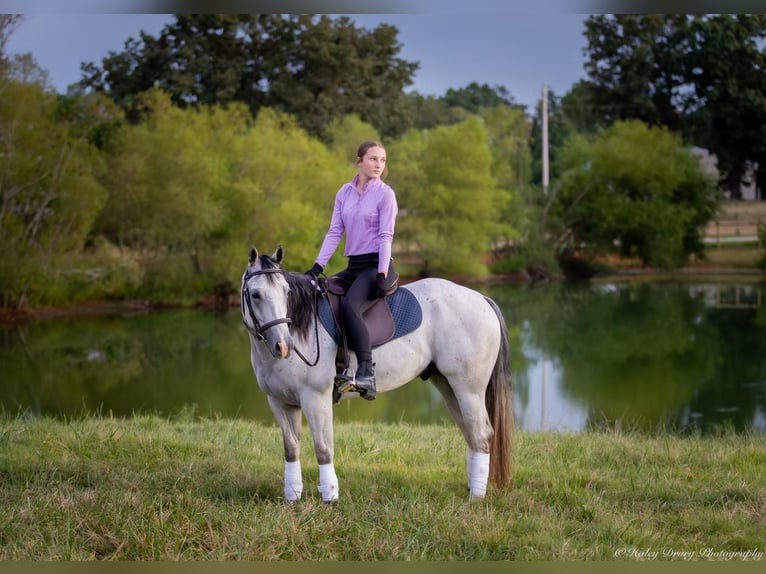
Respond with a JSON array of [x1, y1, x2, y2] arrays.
[[93, 90, 347, 284], [685, 15, 766, 199], [403, 92, 468, 130], [390, 117, 509, 277], [582, 14, 766, 200], [324, 114, 381, 166], [583, 15, 692, 132], [94, 89, 226, 254], [442, 82, 520, 114], [0, 14, 22, 78], [230, 107, 348, 275], [55, 89, 125, 151], [553, 120, 717, 269], [80, 14, 419, 141], [559, 80, 604, 135], [0, 80, 106, 306], [478, 105, 528, 244]]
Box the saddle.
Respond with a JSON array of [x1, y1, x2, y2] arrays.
[[322, 272, 400, 349], [322, 272, 399, 404]]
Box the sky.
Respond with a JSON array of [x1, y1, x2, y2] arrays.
[[6, 12, 590, 113]]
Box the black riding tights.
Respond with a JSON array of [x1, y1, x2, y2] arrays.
[[335, 255, 394, 365], [338, 268, 377, 363]]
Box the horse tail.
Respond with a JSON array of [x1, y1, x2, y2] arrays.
[[484, 296, 513, 489]]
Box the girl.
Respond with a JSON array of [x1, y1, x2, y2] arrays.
[[306, 140, 398, 400]]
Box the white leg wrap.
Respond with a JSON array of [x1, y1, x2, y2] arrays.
[[318, 463, 339, 502], [468, 452, 490, 499], [284, 460, 303, 501], [466, 449, 476, 488]]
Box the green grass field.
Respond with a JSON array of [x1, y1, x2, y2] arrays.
[[1, 415, 764, 560]]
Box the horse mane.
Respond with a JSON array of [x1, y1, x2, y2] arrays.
[[258, 253, 317, 340]]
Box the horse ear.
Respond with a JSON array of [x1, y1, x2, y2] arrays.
[[272, 245, 284, 265], [249, 246, 258, 265]]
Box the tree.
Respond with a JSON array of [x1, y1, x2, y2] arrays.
[[552, 120, 718, 270], [583, 15, 692, 132], [389, 117, 508, 277], [478, 105, 528, 246], [403, 92, 467, 131], [80, 14, 419, 141], [0, 14, 22, 79], [55, 89, 125, 151], [684, 15, 766, 199], [93, 89, 348, 283], [583, 14, 766, 200], [0, 80, 106, 307], [94, 89, 226, 255], [442, 82, 521, 114], [324, 114, 381, 166], [558, 80, 604, 136]]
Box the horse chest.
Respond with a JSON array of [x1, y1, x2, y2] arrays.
[[255, 366, 301, 403]]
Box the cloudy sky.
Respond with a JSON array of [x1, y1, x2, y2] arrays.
[[7, 12, 590, 112]]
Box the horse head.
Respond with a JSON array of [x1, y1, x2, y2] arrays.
[[241, 245, 294, 359]]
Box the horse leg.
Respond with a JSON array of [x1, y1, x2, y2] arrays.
[[460, 394, 494, 499], [431, 375, 491, 498], [450, 389, 494, 499], [430, 375, 472, 489], [301, 393, 339, 502], [267, 396, 304, 502]]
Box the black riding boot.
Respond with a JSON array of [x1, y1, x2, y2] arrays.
[[354, 360, 376, 401]]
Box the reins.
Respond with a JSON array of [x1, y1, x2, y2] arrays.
[[241, 267, 322, 367]]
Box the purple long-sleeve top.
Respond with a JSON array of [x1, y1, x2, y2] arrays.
[[316, 175, 398, 274]]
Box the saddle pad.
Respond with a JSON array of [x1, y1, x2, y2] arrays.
[[317, 286, 423, 348]]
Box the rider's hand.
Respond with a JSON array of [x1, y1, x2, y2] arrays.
[[305, 262, 324, 278], [375, 272, 387, 297]]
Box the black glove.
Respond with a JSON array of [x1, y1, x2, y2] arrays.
[[305, 262, 324, 278], [374, 272, 387, 298]]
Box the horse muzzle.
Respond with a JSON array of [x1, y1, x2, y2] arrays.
[[273, 336, 293, 359]]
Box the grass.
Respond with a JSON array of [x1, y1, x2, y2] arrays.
[[700, 245, 763, 269], [1, 415, 764, 560]]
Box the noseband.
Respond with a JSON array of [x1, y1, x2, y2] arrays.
[[241, 268, 292, 341]]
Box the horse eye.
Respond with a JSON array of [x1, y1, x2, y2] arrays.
[[251, 291, 261, 300]]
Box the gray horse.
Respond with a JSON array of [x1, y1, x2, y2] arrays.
[[241, 246, 513, 502]]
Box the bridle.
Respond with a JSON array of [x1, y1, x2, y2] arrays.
[[241, 267, 321, 366], [241, 268, 292, 340]]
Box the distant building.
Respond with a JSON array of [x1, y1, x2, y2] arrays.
[[690, 146, 758, 200]]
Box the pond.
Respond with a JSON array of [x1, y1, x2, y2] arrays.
[[2, 279, 765, 434]]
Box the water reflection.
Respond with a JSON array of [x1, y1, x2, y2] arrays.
[[488, 280, 766, 434], [1, 280, 765, 434]]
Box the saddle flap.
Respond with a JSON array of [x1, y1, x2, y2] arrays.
[[324, 282, 397, 349]]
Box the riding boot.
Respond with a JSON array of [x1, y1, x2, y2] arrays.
[[333, 360, 377, 400], [354, 360, 376, 401]]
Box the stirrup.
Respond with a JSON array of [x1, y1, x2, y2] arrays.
[[333, 372, 376, 400], [334, 370, 356, 395]]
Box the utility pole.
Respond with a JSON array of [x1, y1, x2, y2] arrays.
[[541, 83, 550, 425], [542, 82, 549, 196]]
